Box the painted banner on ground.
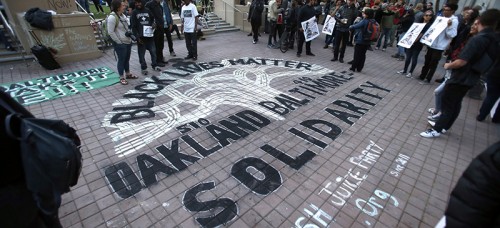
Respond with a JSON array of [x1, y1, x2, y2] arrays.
[[398, 22, 426, 48], [0, 67, 119, 106], [420, 16, 449, 46], [322, 15, 336, 35], [302, 16, 320, 41]]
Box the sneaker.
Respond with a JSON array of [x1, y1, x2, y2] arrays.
[[153, 66, 161, 71], [306, 53, 315, 56], [398, 57, 405, 61], [427, 120, 436, 127], [420, 129, 440, 138], [157, 62, 166, 67], [428, 108, 437, 115], [382, 48, 386, 51], [375, 47, 380, 50], [253, 40, 256, 44], [170, 51, 176, 56], [405, 73, 412, 78], [427, 113, 440, 121], [397, 70, 405, 74], [419, 81, 431, 85], [296, 53, 301, 57], [184, 55, 193, 60], [323, 44, 329, 49], [193, 56, 197, 61], [391, 54, 400, 58], [141, 70, 149, 75]]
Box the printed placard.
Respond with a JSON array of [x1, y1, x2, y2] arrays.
[[302, 16, 320, 42], [398, 22, 426, 48]]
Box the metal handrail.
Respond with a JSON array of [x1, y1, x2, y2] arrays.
[[0, 8, 28, 64], [214, 0, 248, 31]]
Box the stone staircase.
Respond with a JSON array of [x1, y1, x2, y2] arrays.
[[0, 12, 239, 64], [0, 25, 34, 65]]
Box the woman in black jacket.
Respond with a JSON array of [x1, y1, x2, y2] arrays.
[[392, 9, 415, 60]]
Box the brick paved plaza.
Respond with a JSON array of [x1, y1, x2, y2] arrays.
[[1, 31, 497, 227]]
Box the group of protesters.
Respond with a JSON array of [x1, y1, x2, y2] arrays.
[[248, 0, 500, 138]]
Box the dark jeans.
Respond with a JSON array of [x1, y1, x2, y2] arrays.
[[251, 20, 261, 41], [171, 24, 181, 38], [164, 26, 174, 53], [403, 47, 422, 73], [334, 30, 349, 59], [184, 32, 197, 57], [268, 20, 277, 45], [376, 27, 391, 48], [419, 48, 443, 82], [351, 43, 369, 71], [478, 81, 500, 119], [114, 43, 132, 76], [137, 38, 157, 70], [434, 84, 470, 132], [296, 31, 311, 54], [153, 27, 165, 62], [92, 0, 104, 12]]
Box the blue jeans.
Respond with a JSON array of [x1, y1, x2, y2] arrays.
[[114, 43, 132, 76], [376, 27, 391, 49], [396, 32, 405, 56], [403, 47, 421, 73], [137, 38, 157, 70]]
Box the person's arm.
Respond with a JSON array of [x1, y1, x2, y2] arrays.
[[130, 12, 139, 37], [108, 14, 122, 44], [443, 59, 466, 69], [444, 17, 458, 39]]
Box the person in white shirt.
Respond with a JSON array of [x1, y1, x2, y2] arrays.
[[417, 3, 459, 84], [180, 0, 199, 60]]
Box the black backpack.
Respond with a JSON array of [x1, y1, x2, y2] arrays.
[[0, 93, 82, 213]]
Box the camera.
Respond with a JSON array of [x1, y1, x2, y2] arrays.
[[125, 31, 137, 42]]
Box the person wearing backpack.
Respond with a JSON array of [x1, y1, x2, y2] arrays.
[[108, 0, 134, 85], [348, 7, 374, 72]]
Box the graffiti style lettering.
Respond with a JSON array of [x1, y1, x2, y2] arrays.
[[260, 144, 316, 170], [183, 182, 238, 227], [231, 157, 282, 195], [104, 162, 143, 198]]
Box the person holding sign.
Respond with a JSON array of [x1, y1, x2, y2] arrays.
[[332, 0, 357, 63], [417, 3, 458, 84], [296, 0, 317, 57], [131, 0, 163, 75], [348, 8, 374, 72]]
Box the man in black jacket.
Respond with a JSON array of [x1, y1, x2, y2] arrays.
[[296, 0, 317, 57], [248, 0, 265, 44], [331, 0, 356, 62], [145, 0, 169, 64]]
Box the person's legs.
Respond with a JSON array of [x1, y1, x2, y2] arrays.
[[154, 27, 165, 63], [124, 44, 132, 74], [433, 78, 448, 113], [419, 49, 432, 80], [433, 84, 469, 132], [297, 32, 305, 55], [185, 32, 194, 57], [409, 49, 421, 73], [403, 48, 412, 72], [424, 49, 444, 82], [478, 82, 500, 120], [351, 44, 362, 70], [289, 28, 296, 48], [192, 32, 198, 57], [268, 21, 277, 46], [338, 31, 349, 60], [382, 28, 390, 49], [164, 28, 174, 53], [305, 41, 312, 54], [357, 44, 368, 72], [252, 21, 260, 42], [397, 32, 405, 56], [333, 31, 342, 59], [137, 42, 147, 70], [146, 39, 158, 67], [389, 24, 398, 46], [114, 43, 126, 76]]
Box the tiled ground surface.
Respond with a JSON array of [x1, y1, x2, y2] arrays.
[[1, 30, 498, 228]]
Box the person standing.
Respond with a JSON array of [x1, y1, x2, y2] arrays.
[[162, 0, 177, 56], [146, 0, 169, 65], [417, 3, 458, 84], [248, 0, 265, 44], [91, 0, 105, 13], [348, 7, 373, 72], [267, 0, 284, 48], [375, 3, 395, 51], [108, 0, 134, 85], [392, 9, 414, 60], [296, 0, 317, 57], [420, 9, 500, 138], [331, 0, 356, 62], [181, 0, 199, 60], [131, 0, 163, 75]]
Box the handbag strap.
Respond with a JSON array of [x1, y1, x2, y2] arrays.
[[29, 30, 42, 45], [0, 98, 22, 140]]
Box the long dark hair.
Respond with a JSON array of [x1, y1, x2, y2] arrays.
[[111, 0, 123, 13]]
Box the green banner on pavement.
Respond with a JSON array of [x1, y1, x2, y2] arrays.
[[0, 67, 119, 106]]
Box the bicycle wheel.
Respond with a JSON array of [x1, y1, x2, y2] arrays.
[[280, 31, 289, 53]]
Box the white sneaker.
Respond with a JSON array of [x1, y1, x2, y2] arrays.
[[428, 120, 435, 127], [405, 73, 412, 78], [428, 108, 436, 114], [420, 129, 440, 138], [397, 70, 405, 74], [427, 114, 440, 121], [141, 70, 148, 75], [153, 66, 161, 71]]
